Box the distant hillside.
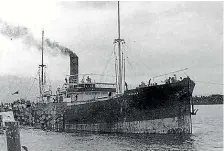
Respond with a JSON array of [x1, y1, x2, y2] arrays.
[[192, 94, 223, 105], [0, 75, 63, 103]]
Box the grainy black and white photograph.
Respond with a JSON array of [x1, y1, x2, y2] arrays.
[[0, 1, 223, 151]]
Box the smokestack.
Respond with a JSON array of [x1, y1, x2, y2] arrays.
[[69, 52, 78, 84]]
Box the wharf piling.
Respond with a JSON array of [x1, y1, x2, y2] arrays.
[[5, 122, 21, 151]]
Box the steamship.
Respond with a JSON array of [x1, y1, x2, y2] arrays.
[[54, 2, 196, 134], [37, 2, 196, 133]]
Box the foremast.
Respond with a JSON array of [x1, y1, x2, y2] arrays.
[[114, 1, 125, 94], [39, 30, 46, 102]]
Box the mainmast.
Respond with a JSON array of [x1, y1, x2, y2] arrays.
[[117, 1, 122, 94], [114, 1, 125, 94]]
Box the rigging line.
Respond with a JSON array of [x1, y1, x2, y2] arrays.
[[115, 57, 118, 92], [138, 58, 152, 72], [130, 49, 154, 75], [123, 43, 133, 56], [100, 44, 116, 82], [24, 71, 39, 100], [122, 45, 135, 69], [123, 44, 139, 68], [45, 67, 52, 86], [183, 71, 188, 76], [126, 56, 134, 68], [152, 68, 188, 79], [123, 43, 153, 73], [124, 44, 188, 78], [122, 45, 134, 69], [114, 43, 118, 92], [123, 44, 155, 76], [122, 44, 138, 68]]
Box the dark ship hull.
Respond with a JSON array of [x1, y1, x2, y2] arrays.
[[64, 77, 195, 134]]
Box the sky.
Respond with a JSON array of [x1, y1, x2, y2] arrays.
[[0, 1, 223, 102]]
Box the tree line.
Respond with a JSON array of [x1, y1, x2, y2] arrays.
[[192, 94, 223, 105]]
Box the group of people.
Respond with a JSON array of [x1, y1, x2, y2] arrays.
[[145, 74, 183, 87], [147, 79, 157, 86], [138, 80, 157, 88], [80, 76, 92, 83], [164, 74, 182, 84]]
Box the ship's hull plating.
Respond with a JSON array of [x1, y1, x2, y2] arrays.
[[64, 78, 195, 134], [65, 115, 191, 134]]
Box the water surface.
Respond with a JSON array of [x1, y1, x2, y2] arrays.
[[0, 105, 223, 151]]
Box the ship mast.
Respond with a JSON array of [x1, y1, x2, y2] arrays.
[[115, 1, 124, 94], [41, 30, 44, 87], [39, 30, 46, 102]]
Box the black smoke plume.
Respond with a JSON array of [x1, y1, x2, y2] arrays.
[[0, 20, 76, 56], [45, 38, 77, 56]]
